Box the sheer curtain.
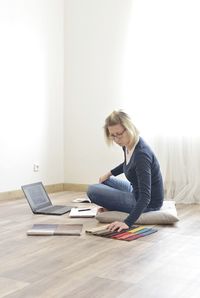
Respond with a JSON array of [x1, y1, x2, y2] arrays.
[[119, 0, 200, 203]]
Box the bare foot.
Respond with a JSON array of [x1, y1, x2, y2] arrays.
[[97, 207, 108, 213]]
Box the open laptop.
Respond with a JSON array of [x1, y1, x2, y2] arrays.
[[21, 182, 72, 215]]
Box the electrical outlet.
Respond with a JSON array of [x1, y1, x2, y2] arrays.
[[33, 164, 39, 172]]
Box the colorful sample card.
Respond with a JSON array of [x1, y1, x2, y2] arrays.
[[86, 225, 158, 241]]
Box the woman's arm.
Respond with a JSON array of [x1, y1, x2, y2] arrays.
[[124, 152, 152, 227], [99, 171, 112, 183], [110, 163, 124, 176]]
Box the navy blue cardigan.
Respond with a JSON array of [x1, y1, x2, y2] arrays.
[[111, 137, 164, 227]]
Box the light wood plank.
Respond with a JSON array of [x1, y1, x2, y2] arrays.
[[0, 192, 200, 298], [0, 277, 29, 298]]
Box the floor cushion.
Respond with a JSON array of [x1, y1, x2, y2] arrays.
[[95, 200, 179, 225]]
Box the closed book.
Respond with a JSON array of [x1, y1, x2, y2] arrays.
[[72, 197, 91, 203], [27, 224, 83, 236]]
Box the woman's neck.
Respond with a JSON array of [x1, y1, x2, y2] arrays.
[[126, 138, 135, 152], [126, 136, 139, 152]]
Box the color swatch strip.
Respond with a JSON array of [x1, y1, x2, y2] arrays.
[[90, 225, 158, 241]]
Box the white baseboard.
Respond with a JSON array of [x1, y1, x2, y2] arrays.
[[0, 183, 88, 202]]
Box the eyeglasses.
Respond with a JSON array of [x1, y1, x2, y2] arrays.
[[109, 128, 126, 140]]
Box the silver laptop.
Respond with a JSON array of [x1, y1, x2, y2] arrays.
[[21, 182, 72, 215]]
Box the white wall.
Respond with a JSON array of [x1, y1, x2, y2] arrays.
[[2, 0, 199, 195], [64, 0, 133, 184], [64, 0, 200, 194], [0, 0, 64, 192]]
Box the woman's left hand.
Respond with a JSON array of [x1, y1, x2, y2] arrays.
[[107, 221, 129, 232]]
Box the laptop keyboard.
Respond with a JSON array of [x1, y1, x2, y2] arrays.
[[40, 206, 68, 212]]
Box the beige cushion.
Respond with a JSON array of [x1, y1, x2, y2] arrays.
[[96, 200, 179, 225]]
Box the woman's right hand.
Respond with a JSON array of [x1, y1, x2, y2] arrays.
[[99, 171, 112, 183]]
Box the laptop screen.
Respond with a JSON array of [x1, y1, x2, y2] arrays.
[[22, 182, 51, 211]]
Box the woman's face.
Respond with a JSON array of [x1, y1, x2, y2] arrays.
[[108, 124, 132, 147]]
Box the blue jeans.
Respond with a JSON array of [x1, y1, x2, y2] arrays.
[[87, 177, 137, 213]]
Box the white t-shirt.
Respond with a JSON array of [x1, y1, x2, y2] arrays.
[[125, 136, 140, 164], [125, 147, 134, 164]]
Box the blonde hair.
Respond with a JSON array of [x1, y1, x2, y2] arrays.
[[104, 110, 139, 145]]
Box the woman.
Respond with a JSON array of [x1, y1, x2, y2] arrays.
[[87, 110, 164, 232]]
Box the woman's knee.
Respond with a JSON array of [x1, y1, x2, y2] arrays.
[[102, 177, 115, 186], [87, 184, 101, 203]]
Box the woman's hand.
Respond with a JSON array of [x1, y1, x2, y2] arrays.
[[107, 221, 129, 232], [99, 171, 112, 183]]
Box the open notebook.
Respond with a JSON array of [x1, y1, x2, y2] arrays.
[[69, 207, 98, 218]]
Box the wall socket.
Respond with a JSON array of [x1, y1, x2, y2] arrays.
[[33, 164, 39, 172]]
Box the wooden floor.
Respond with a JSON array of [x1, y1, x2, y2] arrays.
[[0, 191, 200, 298]]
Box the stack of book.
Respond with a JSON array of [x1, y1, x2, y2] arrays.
[[86, 225, 158, 241]]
